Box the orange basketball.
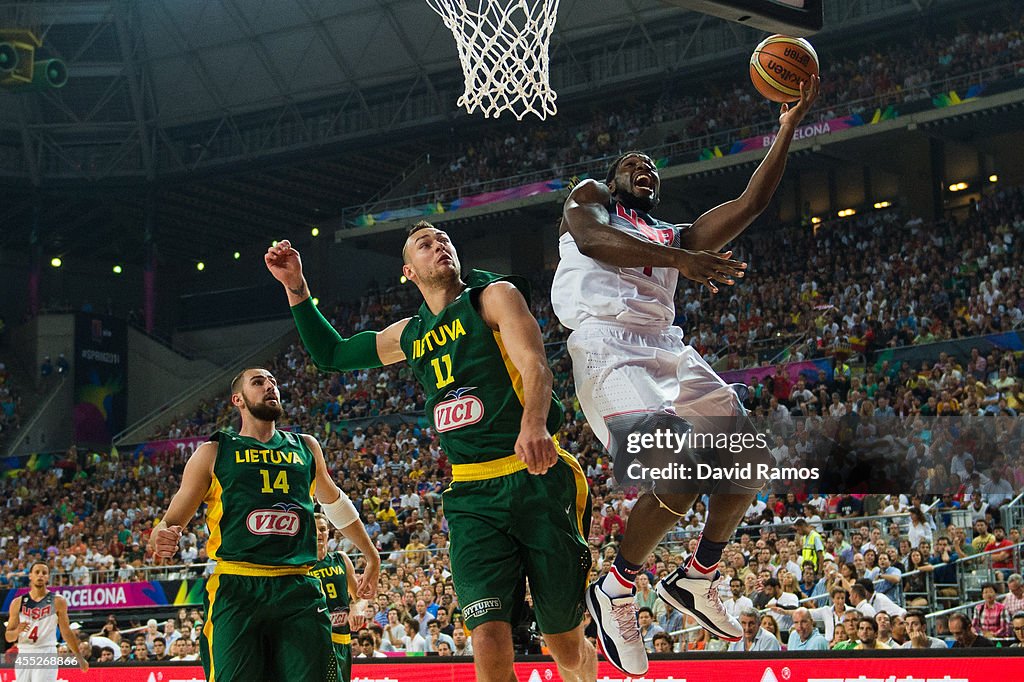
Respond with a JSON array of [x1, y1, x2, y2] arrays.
[[749, 35, 819, 103]]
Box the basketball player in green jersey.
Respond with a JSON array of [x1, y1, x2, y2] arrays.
[[266, 225, 596, 682], [311, 513, 360, 682], [149, 367, 380, 682]]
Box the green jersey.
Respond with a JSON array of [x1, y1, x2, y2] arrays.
[[399, 270, 562, 465], [205, 428, 318, 567], [310, 553, 351, 640]]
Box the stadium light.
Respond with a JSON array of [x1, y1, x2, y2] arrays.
[[311, 227, 320, 237], [948, 182, 968, 192], [112, 265, 122, 274], [50, 257, 62, 268], [989, 174, 999, 183], [873, 201, 892, 209], [233, 251, 241, 260], [810, 217, 822, 225], [400, 275, 408, 284], [312, 297, 319, 306], [837, 208, 856, 218], [196, 261, 205, 271]]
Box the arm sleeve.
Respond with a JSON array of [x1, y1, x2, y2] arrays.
[[291, 298, 383, 372]]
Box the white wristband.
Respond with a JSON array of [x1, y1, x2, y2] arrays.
[[322, 491, 359, 529]]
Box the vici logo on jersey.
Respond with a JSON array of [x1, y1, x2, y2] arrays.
[[246, 504, 301, 536], [434, 387, 484, 432], [329, 610, 349, 628]]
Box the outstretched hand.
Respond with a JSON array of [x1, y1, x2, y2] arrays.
[[265, 239, 305, 291], [779, 74, 820, 128], [676, 249, 747, 295]]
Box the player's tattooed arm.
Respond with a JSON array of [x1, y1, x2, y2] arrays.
[[561, 179, 684, 268]]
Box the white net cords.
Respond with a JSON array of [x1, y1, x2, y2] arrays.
[[425, 0, 560, 120]]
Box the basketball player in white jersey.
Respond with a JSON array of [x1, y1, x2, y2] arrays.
[[552, 75, 819, 675], [5, 562, 89, 681]]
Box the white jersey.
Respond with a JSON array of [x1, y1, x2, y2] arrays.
[[552, 201, 684, 330], [17, 592, 58, 651]]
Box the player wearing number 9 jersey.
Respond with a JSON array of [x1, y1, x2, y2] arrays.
[[311, 514, 358, 682], [266, 223, 597, 682], [148, 368, 380, 682], [5, 562, 89, 682]]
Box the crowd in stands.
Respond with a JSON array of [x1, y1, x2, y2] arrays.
[[0, 361, 21, 448], [405, 6, 1024, 207], [689, 186, 1024, 372], [3, 5, 1024, 656], [2, 193, 1023, 659]]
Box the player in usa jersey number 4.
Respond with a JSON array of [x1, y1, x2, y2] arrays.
[[552, 76, 819, 675], [5, 562, 89, 681]]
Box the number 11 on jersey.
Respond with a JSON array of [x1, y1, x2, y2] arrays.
[[431, 354, 454, 389]]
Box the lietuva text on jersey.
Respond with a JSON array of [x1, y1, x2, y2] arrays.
[[234, 448, 306, 465], [410, 318, 466, 359], [552, 201, 687, 330], [398, 270, 562, 466], [205, 429, 318, 566]]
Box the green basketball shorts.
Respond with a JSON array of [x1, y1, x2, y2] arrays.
[[200, 565, 339, 682], [444, 451, 593, 634]]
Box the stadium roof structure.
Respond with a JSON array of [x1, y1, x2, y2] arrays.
[[0, 0, 692, 265], [0, 0, 981, 267]]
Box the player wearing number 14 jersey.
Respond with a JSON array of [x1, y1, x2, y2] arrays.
[[148, 368, 380, 681], [5, 562, 88, 682]]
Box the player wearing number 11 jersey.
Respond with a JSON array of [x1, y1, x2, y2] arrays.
[[149, 368, 379, 681], [266, 223, 596, 682]]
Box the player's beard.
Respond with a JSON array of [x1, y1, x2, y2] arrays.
[[616, 188, 659, 213], [243, 394, 284, 422], [418, 261, 462, 289]]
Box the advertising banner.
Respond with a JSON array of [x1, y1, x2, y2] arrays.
[[719, 357, 833, 387], [1, 654, 1019, 682], [73, 313, 127, 446], [728, 114, 864, 155], [1, 578, 205, 613]]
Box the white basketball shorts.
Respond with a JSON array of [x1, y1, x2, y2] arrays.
[[566, 320, 734, 450]]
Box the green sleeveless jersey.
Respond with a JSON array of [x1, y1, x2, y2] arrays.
[[399, 270, 562, 465], [205, 428, 317, 566], [310, 553, 351, 637]]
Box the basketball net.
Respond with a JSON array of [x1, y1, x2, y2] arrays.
[[425, 0, 560, 120]]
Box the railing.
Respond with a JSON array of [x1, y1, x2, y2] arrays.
[[1002, 492, 1024, 537], [53, 541, 457, 585], [112, 324, 298, 445], [3, 376, 68, 458], [343, 152, 433, 221], [341, 63, 1024, 225], [126, 319, 200, 361]]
